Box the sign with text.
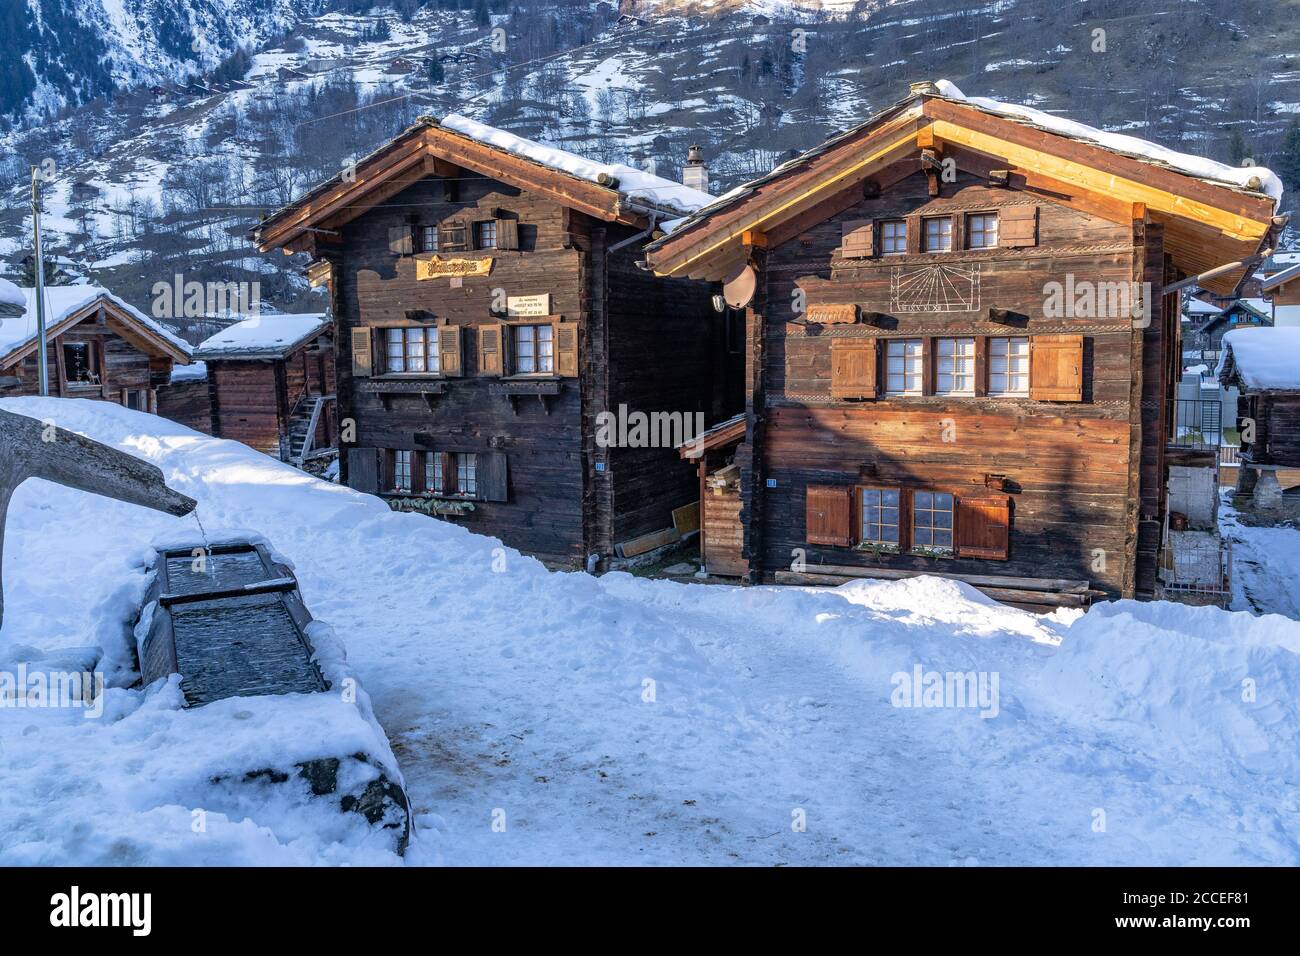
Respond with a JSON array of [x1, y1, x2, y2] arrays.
[[507, 294, 552, 317], [415, 256, 494, 280]]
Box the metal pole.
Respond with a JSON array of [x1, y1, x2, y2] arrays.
[[30, 167, 49, 397]]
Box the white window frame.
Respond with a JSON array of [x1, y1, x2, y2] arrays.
[[911, 491, 954, 551], [880, 219, 907, 255], [859, 487, 901, 546], [935, 337, 976, 396], [392, 450, 412, 492], [384, 327, 440, 375], [922, 216, 952, 252], [885, 338, 924, 396], [511, 323, 554, 375], [989, 336, 1030, 397]]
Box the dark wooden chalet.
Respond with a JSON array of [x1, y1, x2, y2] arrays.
[[0, 285, 192, 408], [156, 361, 212, 435], [1261, 262, 1300, 306], [1219, 326, 1300, 518], [192, 314, 336, 465], [252, 115, 736, 565], [645, 82, 1284, 606]]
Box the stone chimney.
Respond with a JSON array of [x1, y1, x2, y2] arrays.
[[683, 144, 708, 193]]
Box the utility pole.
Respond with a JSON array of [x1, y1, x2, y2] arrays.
[[30, 166, 49, 397]]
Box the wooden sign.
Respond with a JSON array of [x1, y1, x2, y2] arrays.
[[806, 303, 858, 324], [507, 294, 551, 317], [415, 256, 493, 280]]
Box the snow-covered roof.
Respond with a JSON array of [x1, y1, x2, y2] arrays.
[[440, 114, 713, 216], [0, 285, 192, 366], [932, 81, 1282, 203], [169, 360, 208, 383], [1217, 327, 1300, 390], [194, 313, 330, 360], [1262, 262, 1300, 291], [1184, 298, 1222, 316], [0, 278, 24, 317]]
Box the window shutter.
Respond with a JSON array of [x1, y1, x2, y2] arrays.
[[555, 323, 579, 377], [1029, 334, 1084, 402], [388, 226, 413, 255], [482, 451, 509, 502], [806, 485, 852, 547], [410, 451, 426, 495], [441, 223, 467, 252], [999, 205, 1038, 248], [479, 324, 503, 376], [350, 327, 373, 378], [956, 495, 1011, 560], [830, 338, 878, 400], [841, 220, 874, 258], [906, 215, 922, 254], [973, 336, 989, 397], [496, 218, 519, 251], [439, 325, 462, 376], [348, 448, 381, 494]]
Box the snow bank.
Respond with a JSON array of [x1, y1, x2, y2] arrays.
[[441, 114, 713, 215], [934, 80, 1284, 203], [0, 278, 23, 316], [1217, 326, 1300, 389], [3, 397, 1299, 865], [170, 360, 207, 383]]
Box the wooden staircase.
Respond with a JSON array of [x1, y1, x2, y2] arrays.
[[285, 393, 331, 467]]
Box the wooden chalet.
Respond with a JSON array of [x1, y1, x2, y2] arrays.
[[1218, 326, 1300, 519], [0, 285, 192, 409], [192, 314, 336, 466], [1261, 262, 1300, 306], [645, 81, 1284, 607], [251, 115, 737, 565], [156, 361, 212, 435]]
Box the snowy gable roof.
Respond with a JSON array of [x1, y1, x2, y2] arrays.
[[932, 81, 1282, 203], [1217, 327, 1300, 391], [0, 278, 24, 318], [439, 114, 712, 216], [194, 313, 330, 360], [1262, 262, 1300, 292], [0, 285, 191, 367]]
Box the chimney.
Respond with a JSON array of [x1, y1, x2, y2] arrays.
[[683, 144, 708, 193]]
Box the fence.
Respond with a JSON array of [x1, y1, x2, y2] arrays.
[[1170, 399, 1222, 451]]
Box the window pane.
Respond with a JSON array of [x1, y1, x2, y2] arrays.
[[881, 219, 906, 254], [458, 453, 477, 496], [923, 217, 952, 252], [936, 338, 975, 395], [477, 221, 496, 249], [386, 329, 405, 372], [427, 453, 442, 494], [989, 337, 1029, 396], [967, 213, 998, 249], [885, 339, 923, 395], [394, 450, 411, 491], [407, 328, 425, 372]]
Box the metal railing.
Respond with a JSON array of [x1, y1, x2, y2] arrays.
[[1169, 399, 1222, 451]]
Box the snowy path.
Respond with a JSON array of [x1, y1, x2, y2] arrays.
[[3, 399, 1299, 866], [1223, 500, 1300, 619]]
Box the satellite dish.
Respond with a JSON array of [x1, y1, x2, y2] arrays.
[[723, 263, 757, 309]]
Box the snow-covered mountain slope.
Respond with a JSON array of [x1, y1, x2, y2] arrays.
[[2, 0, 340, 123], [2, 396, 1299, 865], [1, 0, 1297, 323]]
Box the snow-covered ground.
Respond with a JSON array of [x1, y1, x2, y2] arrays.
[[2, 397, 1299, 866]]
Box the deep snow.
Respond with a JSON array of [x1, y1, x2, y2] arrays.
[[2, 397, 1298, 866]]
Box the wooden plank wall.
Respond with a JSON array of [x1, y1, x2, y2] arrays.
[[756, 169, 1145, 596], [208, 361, 282, 455], [157, 378, 213, 433]]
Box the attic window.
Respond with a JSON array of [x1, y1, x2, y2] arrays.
[[474, 221, 497, 250], [922, 217, 952, 252], [880, 219, 907, 255], [418, 225, 439, 253], [62, 342, 100, 385], [966, 213, 998, 249]]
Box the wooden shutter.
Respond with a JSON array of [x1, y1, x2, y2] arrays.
[[388, 226, 413, 255], [479, 324, 503, 376], [439, 325, 462, 376], [830, 338, 878, 400], [496, 218, 519, 251], [350, 327, 373, 377], [555, 323, 579, 377], [999, 205, 1038, 248], [973, 336, 988, 397], [410, 451, 426, 494], [957, 495, 1011, 560], [347, 448, 381, 494], [806, 485, 852, 547], [481, 451, 509, 502], [440, 222, 467, 252], [841, 220, 874, 258], [1029, 334, 1084, 402]]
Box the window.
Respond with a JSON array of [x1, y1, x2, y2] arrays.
[[511, 324, 553, 374], [419, 225, 439, 253], [427, 451, 443, 494], [922, 216, 952, 252], [392, 450, 412, 492], [936, 338, 976, 396], [885, 339, 924, 396], [457, 453, 477, 497], [966, 213, 998, 249], [912, 491, 954, 551], [63, 342, 98, 385], [989, 337, 1030, 396], [880, 219, 907, 255], [859, 488, 900, 546], [384, 327, 439, 374], [474, 220, 496, 249]]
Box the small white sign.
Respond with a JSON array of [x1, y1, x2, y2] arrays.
[[507, 294, 551, 317]]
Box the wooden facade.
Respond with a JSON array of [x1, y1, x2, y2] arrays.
[[194, 322, 336, 462], [253, 118, 736, 565], [0, 292, 190, 410], [646, 86, 1282, 603]]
